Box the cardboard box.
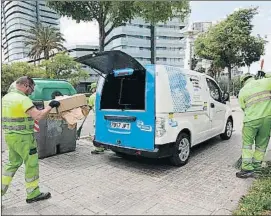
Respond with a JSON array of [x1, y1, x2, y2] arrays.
[[44, 94, 87, 114]]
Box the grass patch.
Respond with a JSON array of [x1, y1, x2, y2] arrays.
[[233, 164, 271, 215]]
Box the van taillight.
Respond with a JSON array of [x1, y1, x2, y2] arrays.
[[155, 117, 166, 137]]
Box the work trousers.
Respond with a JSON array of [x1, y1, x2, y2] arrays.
[[1, 133, 41, 199], [242, 116, 271, 171]]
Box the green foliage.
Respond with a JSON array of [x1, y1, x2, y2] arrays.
[[194, 7, 265, 92], [47, 1, 136, 51], [40, 52, 89, 87], [25, 23, 65, 61], [133, 1, 190, 24], [1, 62, 46, 95], [207, 63, 223, 79], [217, 75, 241, 95], [232, 75, 241, 95], [243, 36, 266, 67], [233, 166, 271, 215], [217, 77, 228, 93]]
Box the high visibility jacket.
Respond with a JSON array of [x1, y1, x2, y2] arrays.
[[88, 92, 96, 112], [238, 77, 271, 122], [2, 89, 35, 134]]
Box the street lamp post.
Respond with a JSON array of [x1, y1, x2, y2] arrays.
[[150, 23, 156, 64]]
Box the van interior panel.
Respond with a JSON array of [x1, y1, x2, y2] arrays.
[[100, 71, 146, 110]]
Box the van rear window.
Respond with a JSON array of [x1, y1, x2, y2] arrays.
[[100, 72, 146, 110]]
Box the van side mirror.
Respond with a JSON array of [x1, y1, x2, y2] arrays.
[[223, 92, 230, 101]]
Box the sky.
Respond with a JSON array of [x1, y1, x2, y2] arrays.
[[60, 1, 271, 74]]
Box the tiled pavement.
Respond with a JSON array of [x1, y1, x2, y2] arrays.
[[1, 102, 260, 215]]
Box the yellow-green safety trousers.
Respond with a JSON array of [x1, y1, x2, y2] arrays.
[[2, 134, 41, 199], [242, 116, 271, 171]]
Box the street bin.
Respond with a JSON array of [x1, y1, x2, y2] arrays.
[[29, 78, 78, 159]]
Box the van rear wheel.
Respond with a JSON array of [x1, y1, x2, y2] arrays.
[[170, 132, 191, 167]]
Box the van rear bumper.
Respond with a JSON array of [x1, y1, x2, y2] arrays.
[[93, 140, 175, 158]]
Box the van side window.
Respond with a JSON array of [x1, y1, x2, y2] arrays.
[[206, 78, 221, 102]]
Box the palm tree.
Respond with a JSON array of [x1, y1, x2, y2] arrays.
[[25, 23, 66, 63]]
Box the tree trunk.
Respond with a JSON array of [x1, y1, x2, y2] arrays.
[[44, 50, 49, 60], [227, 66, 232, 94], [150, 23, 156, 64], [99, 23, 105, 52]]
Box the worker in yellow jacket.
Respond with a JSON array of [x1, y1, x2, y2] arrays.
[[88, 82, 105, 154], [2, 76, 60, 203], [236, 72, 271, 178]]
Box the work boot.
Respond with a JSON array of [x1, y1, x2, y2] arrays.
[[236, 170, 254, 179], [91, 147, 104, 154], [26, 192, 51, 204]]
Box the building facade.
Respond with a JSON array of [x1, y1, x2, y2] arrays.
[[104, 17, 188, 67], [192, 21, 212, 33], [1, 0, 60, 63], [184, 21, 213, 70]]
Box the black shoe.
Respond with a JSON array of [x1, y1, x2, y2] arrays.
[[26, 192, 51, 203], [236, 170, 254, 179]]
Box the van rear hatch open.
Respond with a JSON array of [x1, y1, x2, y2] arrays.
[[76, 50, 145, 75], [76, 51, 155, 151]]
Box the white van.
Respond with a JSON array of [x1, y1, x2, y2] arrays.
[[77, 51, 233, 166]]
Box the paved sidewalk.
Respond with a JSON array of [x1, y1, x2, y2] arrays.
[[1, 111, 255, 215]]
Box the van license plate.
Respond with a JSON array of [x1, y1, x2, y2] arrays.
[[111, 122, 131, 130]]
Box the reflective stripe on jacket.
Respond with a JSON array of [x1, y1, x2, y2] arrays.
[[238, 77, 271, 122]]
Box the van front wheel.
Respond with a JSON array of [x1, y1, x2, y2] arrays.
[[170, 132, 191, 167], [220, 118, 233, 140]]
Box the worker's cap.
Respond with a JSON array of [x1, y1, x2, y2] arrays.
[[240, 73, 253, 84], [90, 82, 97, 90]]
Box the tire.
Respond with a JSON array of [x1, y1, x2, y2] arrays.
[[170, 132, 191, 167], [220, 118, 233, 140]]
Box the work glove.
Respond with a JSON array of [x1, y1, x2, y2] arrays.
[[49, 100, 60, 108]]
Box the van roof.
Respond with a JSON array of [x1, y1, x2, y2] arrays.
[[147, 64, 209, 77]]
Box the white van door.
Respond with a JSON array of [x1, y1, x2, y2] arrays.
[[206, 78, 226, 135]]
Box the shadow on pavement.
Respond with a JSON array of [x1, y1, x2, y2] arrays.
[[105, 135, 224, 174]]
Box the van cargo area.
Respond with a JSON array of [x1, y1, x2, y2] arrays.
[[101, 70, 146, 110]]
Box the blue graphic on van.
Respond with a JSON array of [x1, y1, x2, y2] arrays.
[[165, 66, 191, 112], [168, 119, 178, 127], [137, 120, 152, 132]]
